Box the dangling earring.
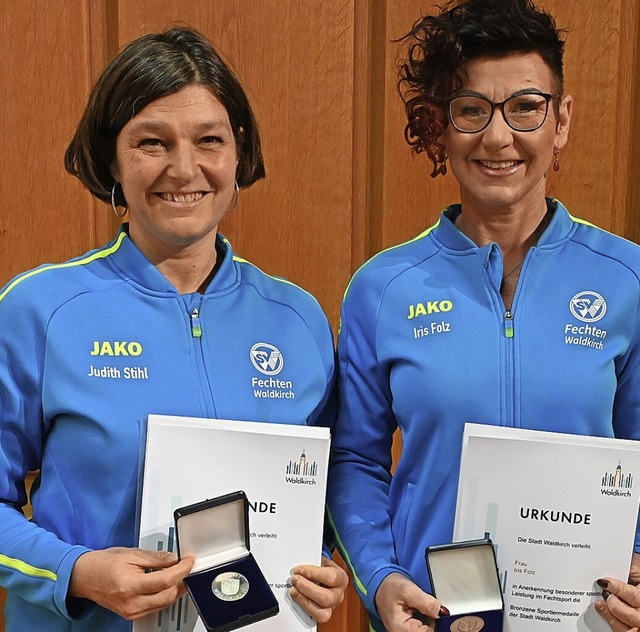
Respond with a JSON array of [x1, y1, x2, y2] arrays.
[[231, 181, 240, 211], [552, 147, 560, 172], [111, 182, 127, 218]]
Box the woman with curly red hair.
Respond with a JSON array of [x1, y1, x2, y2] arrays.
[[328, 1, 640, 630]]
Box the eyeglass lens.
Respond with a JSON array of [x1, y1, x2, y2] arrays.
[[449, 94, 550, 132]]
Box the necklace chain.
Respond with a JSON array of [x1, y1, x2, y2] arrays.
[[503, 259, 524, 280], [455, 214, 527, 282]]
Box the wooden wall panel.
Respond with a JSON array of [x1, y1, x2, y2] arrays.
[[542, 0, 640, 236], [630, 22, 640, 245], [1, 1, 638, 631], [0, 0, 116, 287], [375, 1, 458, 252], [613, 0, 640, 242]]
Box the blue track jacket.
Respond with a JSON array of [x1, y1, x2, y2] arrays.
[[327, 199, 640, 630], [0, 226, 335, 631]]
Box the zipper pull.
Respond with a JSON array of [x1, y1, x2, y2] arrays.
[[504, 310, 514, 338], [190, 308, 202, 338]]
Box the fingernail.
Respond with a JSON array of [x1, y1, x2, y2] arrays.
[[602, 590, 610, 601], [597, 579, 608, 588], [439, 605, 450, 617]]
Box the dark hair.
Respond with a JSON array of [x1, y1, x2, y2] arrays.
[[65, 27, 265, 204], [398, 0, 565, 177]]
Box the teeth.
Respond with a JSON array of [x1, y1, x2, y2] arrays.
[[159, 192, 205, 203], [480, 160, 519, 169]]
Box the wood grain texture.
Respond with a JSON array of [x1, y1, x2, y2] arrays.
[[0, 1, 638, 631], [0, 0, 116, 286]]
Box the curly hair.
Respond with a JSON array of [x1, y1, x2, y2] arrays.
[[65, 27, 265, 206], [398, 0, 565, 177]]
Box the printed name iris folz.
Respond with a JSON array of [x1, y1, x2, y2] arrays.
[[519, 507, 592, 524]]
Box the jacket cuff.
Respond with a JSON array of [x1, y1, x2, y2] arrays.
[[367, 565, 412, 619], [54, 546, 95, 620]]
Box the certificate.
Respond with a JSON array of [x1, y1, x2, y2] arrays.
[[454, 424, 640, 632], [133, 414, 330, 632]]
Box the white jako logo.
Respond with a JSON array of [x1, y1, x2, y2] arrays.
[[250, 343, 284, 375], [570, 291, 607, 323]]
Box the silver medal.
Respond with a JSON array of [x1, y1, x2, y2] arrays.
[[211, 571, 250, 602]]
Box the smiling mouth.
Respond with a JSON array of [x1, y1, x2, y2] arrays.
[[478, 160, 521, 170], [157, 192, 207, 203]]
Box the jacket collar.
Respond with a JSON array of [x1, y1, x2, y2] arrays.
[[434, 198, 575, 252], [106, 224, 240, 295]]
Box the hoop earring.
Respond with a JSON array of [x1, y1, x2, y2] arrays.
[[232, 181, 240, 211], [111, 182, 127, 218], [552, 147, 560, 172]]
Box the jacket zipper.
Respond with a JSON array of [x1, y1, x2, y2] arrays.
[[189, 301, 216, 416], [190, 308, 202, 338], [501, 250, 531, 428], [504, 310, 514, 339], [503, 308, 515, 427]]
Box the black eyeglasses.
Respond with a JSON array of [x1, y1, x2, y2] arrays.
[[448, 92, 556, 133]]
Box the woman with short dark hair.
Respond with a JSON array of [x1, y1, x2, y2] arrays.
[[0, 26, 346, 632]]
